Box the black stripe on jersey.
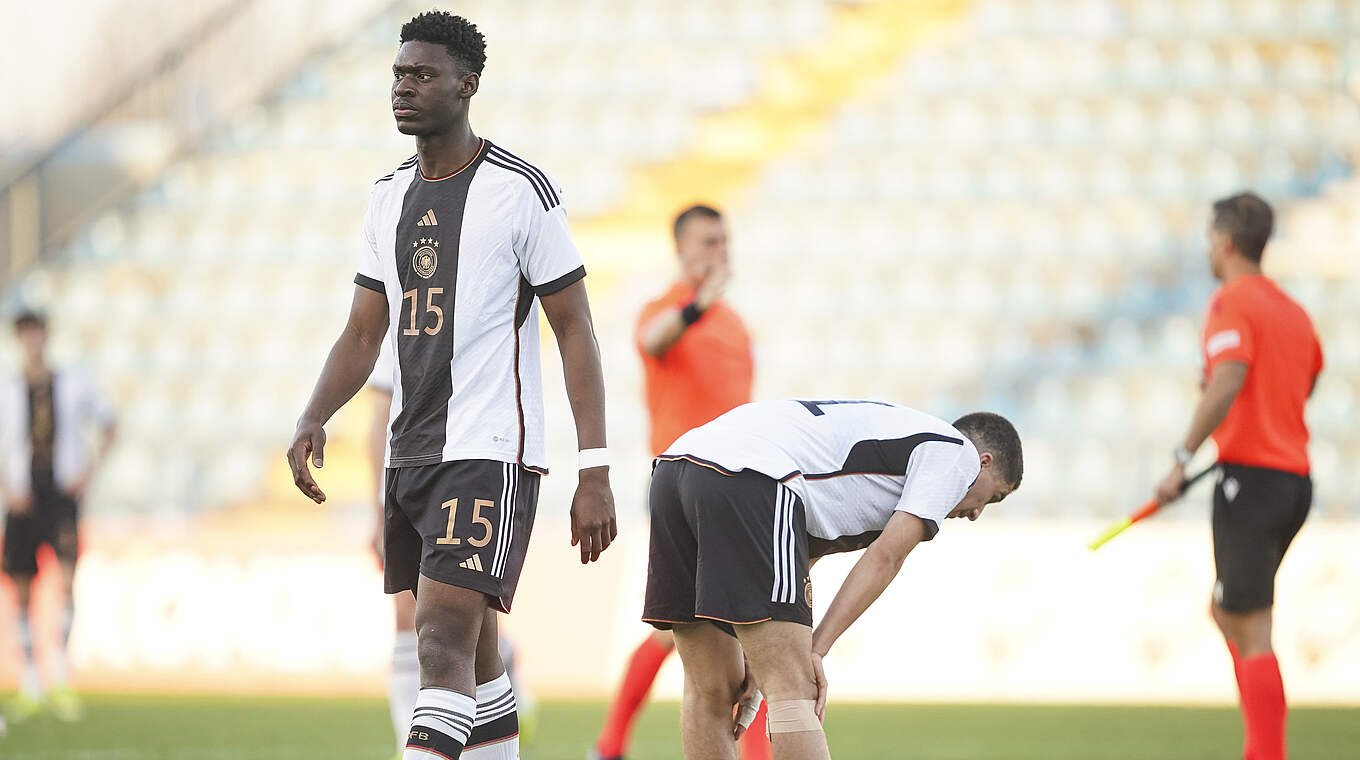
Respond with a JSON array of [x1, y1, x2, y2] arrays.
[[804, 432, 963, 480], [484, 155, 552, 211], [354, 273, 384, 293], [487, 146, 560, 207], [514, 276, 534, 330], [532, 265, 586, 297], [376, 155, 419, 184], [387, 150, 487, 465]]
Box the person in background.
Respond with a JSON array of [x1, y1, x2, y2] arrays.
[[1, 310, 116, 722], [592, 204, 764, 760], [1152, 192, 1323, 760]]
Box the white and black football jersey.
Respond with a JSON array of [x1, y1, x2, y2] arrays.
[[356, 139, 585, 473], [659, 399, 980, 551]]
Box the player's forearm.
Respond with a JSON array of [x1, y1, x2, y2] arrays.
[[1181, 362, 1247, 453], [811, 547, 906, 657], [641, 310, 687, 357], [300, 326, 382, 426], [556, 316, 608, 451]]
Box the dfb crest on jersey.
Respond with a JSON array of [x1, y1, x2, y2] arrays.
[[412, 238, 439, 278]]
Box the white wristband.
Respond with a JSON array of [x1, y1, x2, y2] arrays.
[[578, 448, 610, 470]]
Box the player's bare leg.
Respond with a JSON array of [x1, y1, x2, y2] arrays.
[[462, 606, 519, 760], [734, 621, 829, 760], [406, 575, 488, 759], [673, 622, 744, 760], [6, 574, 42, 720], [45, 559, 82, 720], [389, 590, 419, 756], [1212, 598, 1285, 760]]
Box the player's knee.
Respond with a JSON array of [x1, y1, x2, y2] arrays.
[[766, 699, 822, 736], [416, 618, 479, 680], [685, 670, 743, 709]]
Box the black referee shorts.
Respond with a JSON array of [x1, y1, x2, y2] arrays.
[[1212, 462, 1311, 613], [383, 459, 539, 613], [643, 458, 813, 633]]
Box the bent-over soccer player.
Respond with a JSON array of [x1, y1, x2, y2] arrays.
[[286, 12, 617, 760], [642, 400, 1021, 760]]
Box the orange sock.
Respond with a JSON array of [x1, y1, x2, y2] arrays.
[[739, 701, 772, 760], [595, 635, 672, 757], [1239, 652, 1287, 760]]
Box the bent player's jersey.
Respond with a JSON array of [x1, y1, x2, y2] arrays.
[[660, 399, 979, 549], [355, 140, 585, 472]]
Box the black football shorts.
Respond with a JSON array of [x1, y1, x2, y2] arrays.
[[643, 457, 813, 633], [1212, 462, 1311, 613], [384, 459, 539, 613], [2, 485, 79, 577]]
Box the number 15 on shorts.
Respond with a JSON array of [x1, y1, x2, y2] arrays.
[[438, 498, 494, 548]]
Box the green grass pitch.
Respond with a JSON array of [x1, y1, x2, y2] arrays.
[[2, 695, 1357, 759]]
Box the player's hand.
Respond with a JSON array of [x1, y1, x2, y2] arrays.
[[570, 466, 616, 564], [286, 419, 328, 504], [1154, 463, 1186, 506], [695, 262, 729, 311], [812, 652, 828, 723], [733, 655, 762, 739]]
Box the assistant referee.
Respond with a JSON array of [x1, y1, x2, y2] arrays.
[[1153, 192, 1322, 760]]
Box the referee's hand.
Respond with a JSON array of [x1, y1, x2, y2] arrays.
[[286, 420, 328, 504], [570, 467, 617, 564]]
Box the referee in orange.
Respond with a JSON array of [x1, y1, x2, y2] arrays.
[[591, 204, 765, 760], [1152, 192, 1322, 760]]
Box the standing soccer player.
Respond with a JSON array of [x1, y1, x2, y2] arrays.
[[644, 400, 1021, 759], [1, 311, 116, 722], [287, 13, 617, 760], [1152, 193, 1322, 760], [592, 204, 767, 760]]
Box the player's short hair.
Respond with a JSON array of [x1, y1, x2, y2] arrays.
[[400, 11, 486, 75], [1211, 192, 1273, 263], [953, 412, 1023, 489], [673, 204, 722, 241], [12, 309, 46, 331]]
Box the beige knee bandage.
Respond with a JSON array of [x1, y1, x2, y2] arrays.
[[766, 699, 821, 734]]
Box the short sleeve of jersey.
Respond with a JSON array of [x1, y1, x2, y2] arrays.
[[354, 197, 385, 294], [1203, 292, 1254, 370], [894, 440, 979, 541], [514, 180, 585, 297]]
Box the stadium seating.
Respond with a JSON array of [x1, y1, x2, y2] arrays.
[[4, 0, 1358, 520]]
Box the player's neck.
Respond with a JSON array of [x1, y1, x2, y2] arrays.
[[22, 361, 49, 383], [415, 123, 480, 179], [1221, 258, 1262, 285]]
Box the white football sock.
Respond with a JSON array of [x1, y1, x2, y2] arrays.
[[463, 672, 519, 759], [17, 613, 41, 697], [403, 687, 475, 759], [389, 631, 420, 753]]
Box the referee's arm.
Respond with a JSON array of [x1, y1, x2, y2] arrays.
[[1155, 360, 1247, 504], [288, 286, 389, 503]]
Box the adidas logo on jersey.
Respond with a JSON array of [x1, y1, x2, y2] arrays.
[[459, 555, 484, 572], [416, 209, 438, 227]]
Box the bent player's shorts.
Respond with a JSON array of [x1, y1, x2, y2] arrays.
[[643, 458, 813, 632], [384, 459, 540, 613], [2, 485, 79, 577], [1212, 462, 1311, 613]]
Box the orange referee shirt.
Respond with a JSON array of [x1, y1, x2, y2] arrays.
[[1202, 274, 1322, 476], [637, 283, 753, 456]]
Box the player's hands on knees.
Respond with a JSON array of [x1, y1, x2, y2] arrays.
[[812, 652, 828, 723], [733, 656, 762, 740], [570, 467, 617, 564], [286, 419, 328, 504]]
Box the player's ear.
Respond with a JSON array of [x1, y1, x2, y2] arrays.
[[978, 451, 993, 469], [460, 71, 479, 98]]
